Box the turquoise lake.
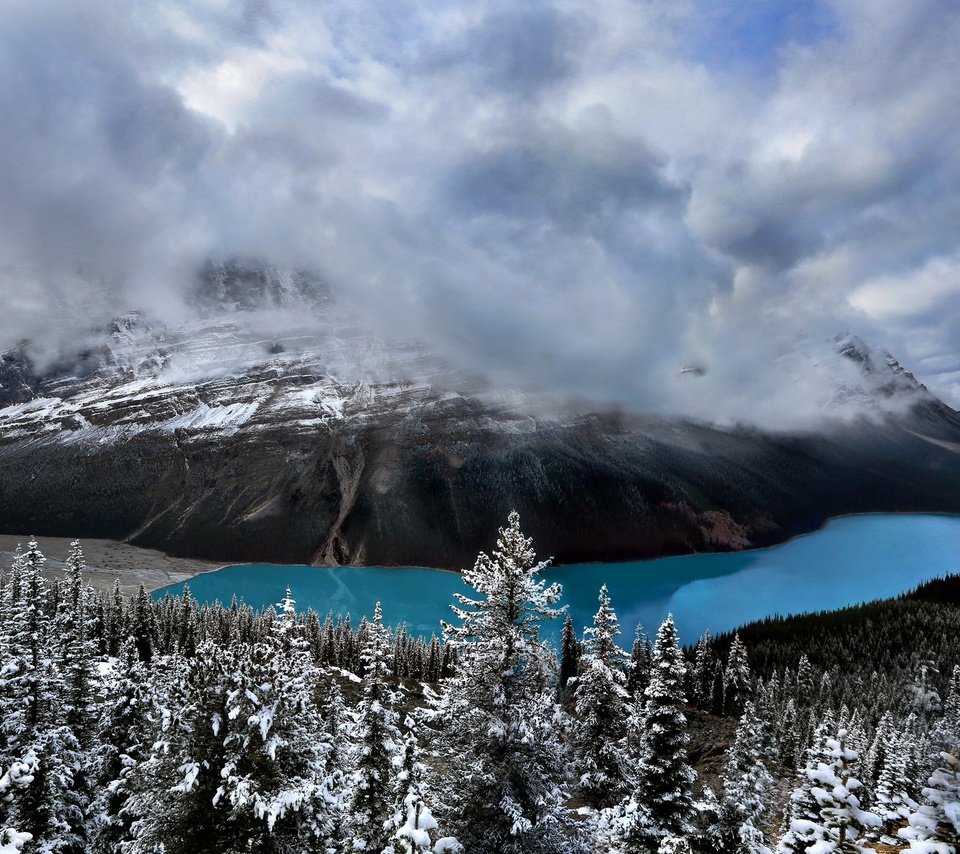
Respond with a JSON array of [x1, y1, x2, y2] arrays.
[[154, 514, 960, 644]]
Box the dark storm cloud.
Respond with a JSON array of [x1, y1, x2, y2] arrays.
[[0, 0, 958, 423]]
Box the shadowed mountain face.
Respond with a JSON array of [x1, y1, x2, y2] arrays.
[[2, 265, 960, 569]]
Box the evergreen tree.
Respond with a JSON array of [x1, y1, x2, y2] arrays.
[[349, 602, 401, 853], [777, 714, 836, 854], [89, 637, 150, 853], [126, 596, 335, 853], [57, 542, 97, 747], [690, 631, 716, 710], [384, 722, 460, 854], [626, 623, 652, 698], [107, 580, 126, 658], [129, 586, 154, 664], [0, 755, 36, 853], [572, 585, 630, 806], [558, 614, 579, 696], [724, 634, 753, 716], [899, 751, 960, 852], [611, 615, 696, 851], [863, 711, 896, 788], [928, 665, 960, 763], [721, 701, 773, 854], [434, 511, 582, 854], [776, 729, 880, 854], [870, 731, 917, 843]]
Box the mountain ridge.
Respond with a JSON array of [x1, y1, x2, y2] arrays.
[[2, 264, 960, 569]]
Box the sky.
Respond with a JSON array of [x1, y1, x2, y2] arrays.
[[0, 0, 958, 425]]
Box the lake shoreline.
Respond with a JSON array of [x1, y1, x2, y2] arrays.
[[147, 513, 960, 643], [3, 509, 959, 596], [0, 534, 227, 597]]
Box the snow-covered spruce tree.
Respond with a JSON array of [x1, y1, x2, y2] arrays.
[[870, 731, 917, 843], [795, 655, 816, 710], [776, 728, 880, 854], [129, 585, 155, 664], [899, 751, 960, 852], [123, 642, 232, 852], [720, 701, 773, 854], [690, 631, 715, 711], [778, 699, 801, 771], [626, 623, 652, 698], [2, 540, 87, 853], [573, 585, 631, 807], [946, 666, 960, 729], [89, 636, 150, 853], [126, 593, 336, 853], [106, 579, 126, 658], [907, 658, 943, 716], [863, 711, 896, 789], [434, 510, 583, 854], [383, 720, 460, 854], [311, 676, 350, 853], [56, 541, 97, 749], [558, 614, 579, 698], [349, 601, 402, 853], [48, 542, 98, 849], [609, 614, 696, 852], [776, 714, 836, 854], [928, 666, 960, 764], [724, 634, 753, 716], [0, 756, 36, 853]]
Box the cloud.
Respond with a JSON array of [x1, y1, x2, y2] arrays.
[[0, 0, 958, 423]]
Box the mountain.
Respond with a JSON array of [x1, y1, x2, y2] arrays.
[[2, 264, 960, 569]]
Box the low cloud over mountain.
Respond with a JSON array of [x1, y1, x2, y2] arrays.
[[1, 0, 958, 425]]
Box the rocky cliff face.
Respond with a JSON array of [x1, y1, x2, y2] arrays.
[[2, 265, 960, 569]]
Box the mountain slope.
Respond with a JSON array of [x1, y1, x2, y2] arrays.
[[2, 266, 960, 569]]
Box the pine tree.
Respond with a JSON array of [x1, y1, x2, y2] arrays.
[[871, 731, 917, 843], [349, 601, 401, 853], [572, 585, 630, 806], [612, 615, 696, 851], [89, 636, 150, 853], [0, 755, 36, 853], [795, 655, 815, 708], [721, 701, 773, 853], [626, 623, 652, 698], [558, 614, 579, 696], [928, 665, 960, 763], [899, 751, 960, 852], [434, 510, 582, 854], [384, 721, 460, 854], [776, 728, 880, 854], [777, 714, 836, 854], [2, 540, 86, 853], [724, 634, 753, 716], [779, 699, 801, 771], [690, 631, 715, 710], [318, 678, 350, 854], [57, 542, 97, 747], [864, 711, 896, 788], [129, 585, 154, 664], [126, 592, 335, 853]]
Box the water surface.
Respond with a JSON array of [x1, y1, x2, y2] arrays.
[[155, 514, 960, 643]]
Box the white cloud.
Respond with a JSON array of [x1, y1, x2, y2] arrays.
[[0, 0, 959, 419]]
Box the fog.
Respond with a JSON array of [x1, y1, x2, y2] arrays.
[[1, 0, 958, 426]]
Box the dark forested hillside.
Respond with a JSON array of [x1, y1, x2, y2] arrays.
[[4, 270, 960, 569]]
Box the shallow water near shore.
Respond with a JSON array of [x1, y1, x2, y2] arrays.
[[154, 514, 960, 643]]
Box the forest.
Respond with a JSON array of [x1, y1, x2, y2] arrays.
[[0, 511, 958, 854]]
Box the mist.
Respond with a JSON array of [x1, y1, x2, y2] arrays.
[[1, 0, 958, 426]]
